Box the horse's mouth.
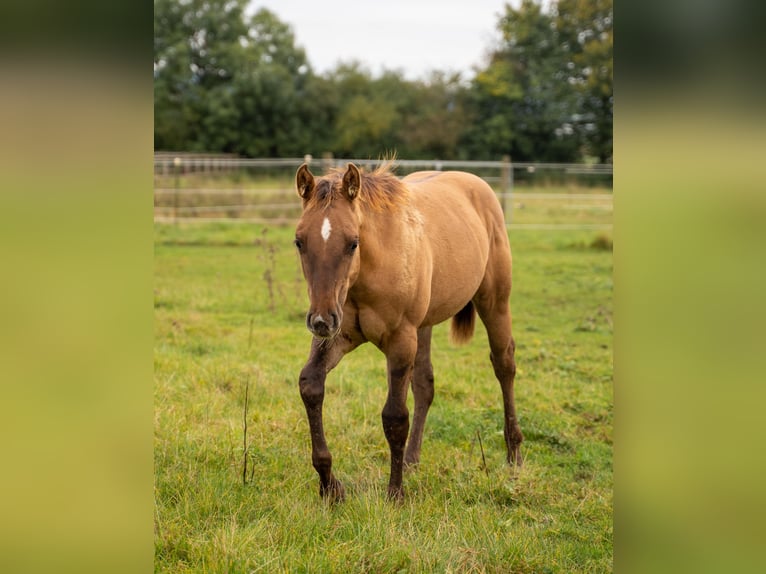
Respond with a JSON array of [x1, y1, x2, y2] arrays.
[[309, 325, 339, 339]]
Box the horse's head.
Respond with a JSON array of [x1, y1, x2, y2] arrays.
[[294, 163, 363, 339]]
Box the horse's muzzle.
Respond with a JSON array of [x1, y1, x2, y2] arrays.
[[306, 311, 340, 339]]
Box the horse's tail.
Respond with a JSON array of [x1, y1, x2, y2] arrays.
[[450, 301, 476, 345]]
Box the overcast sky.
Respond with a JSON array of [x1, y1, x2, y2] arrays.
[[252, 0, 518, 80]]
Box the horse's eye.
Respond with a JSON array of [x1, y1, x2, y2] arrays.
[[294, 239, 303, 251], [349, 239, 359, 251]]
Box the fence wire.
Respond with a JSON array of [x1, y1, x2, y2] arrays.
[[154, 156, 612, 230]]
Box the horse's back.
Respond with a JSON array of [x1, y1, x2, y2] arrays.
[[403, 171, 507, 248], [404, 170, 504, 220]]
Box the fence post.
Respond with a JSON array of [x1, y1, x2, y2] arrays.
[[322, 152, 334, 174], [501, 155, 513, 224], [173, 156, 181, 225]]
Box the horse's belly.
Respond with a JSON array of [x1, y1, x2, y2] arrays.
[[420, 218, 489, 326], [421, 259, 486, 326], [406, 170, 506, 328]]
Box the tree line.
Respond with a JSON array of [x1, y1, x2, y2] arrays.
[[154, 0, 612, 163]]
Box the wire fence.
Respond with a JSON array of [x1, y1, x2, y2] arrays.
[[154, 155, 612, 230]]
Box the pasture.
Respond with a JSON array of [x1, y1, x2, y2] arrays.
[[154, 219, 613, 572]]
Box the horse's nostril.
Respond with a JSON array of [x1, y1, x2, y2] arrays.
[[329, 312, 338, 327]]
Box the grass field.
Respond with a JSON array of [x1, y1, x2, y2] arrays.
[[154, 221, 613, 573]]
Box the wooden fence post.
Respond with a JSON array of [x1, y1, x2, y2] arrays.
[[173, 156, 181, 225], [321, 152, 334, 174], [501, 155, 513, 224]]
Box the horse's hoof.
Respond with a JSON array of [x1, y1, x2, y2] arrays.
[[387, 485, 405, 502], [320, 477, 345, 503], [508, 447, 524, 468]]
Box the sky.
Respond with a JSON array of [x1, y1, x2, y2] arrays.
[[252, 0, 518, 80]]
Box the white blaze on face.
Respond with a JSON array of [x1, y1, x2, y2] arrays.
[[320, 217, 332, 243]]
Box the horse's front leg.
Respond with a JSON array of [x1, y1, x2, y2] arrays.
[[381, 328, 418, 500], [299, 335, 357, 501]]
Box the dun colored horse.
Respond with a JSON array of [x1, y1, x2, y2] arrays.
[[294, 162, 523, 500]]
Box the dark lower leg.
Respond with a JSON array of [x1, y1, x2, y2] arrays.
[[405, 327, 434, 467], [490, 337, 523, 465], [382, 356, 413, 499], [380, 329, 418, 499], [382, 399, 410, 499], [404, 375, 433, 467], [299, 366, 344, 501]]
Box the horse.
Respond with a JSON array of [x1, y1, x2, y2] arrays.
[[293, 161, 523, 501]]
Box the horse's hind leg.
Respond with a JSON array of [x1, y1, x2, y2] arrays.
[[475, 289, 524, 466], [404, 326, 434, 468]]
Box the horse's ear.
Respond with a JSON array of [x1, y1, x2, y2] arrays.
[[342, 163, 361, 200], [296, 163, 315, 200]]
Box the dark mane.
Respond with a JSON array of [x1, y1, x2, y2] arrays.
[[307, 162, 409, 212]]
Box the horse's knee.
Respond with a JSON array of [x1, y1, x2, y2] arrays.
[[507, 355, 516, 379], [299, 368, 324, 409], [413, 370, 435, 405], [381, 404, 409, 446], [490, 349, 515, 379], [421, 380, 435, 406], [508, 339, 517, 378]]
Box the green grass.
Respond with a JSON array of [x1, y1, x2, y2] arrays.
[[154, 222, 613, 572]]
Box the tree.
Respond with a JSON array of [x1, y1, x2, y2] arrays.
[[463, 0, 612, 162], [154, 0, 313, 156], [464, 0, 582, 161], [323, 66, 471, 160], [154, 0, 250, 151], [324, 63, 396, 158], [153, 0, 611, 161], [556, 0, 613, 162], [398, 72, 470, 159]]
